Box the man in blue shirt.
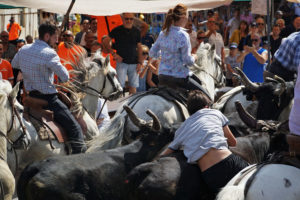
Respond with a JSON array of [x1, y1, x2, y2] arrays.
[[12, 23, 86, 154]]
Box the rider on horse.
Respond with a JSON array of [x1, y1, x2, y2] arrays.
[[148, 4, 210, 99], [11, 23, 86, 154]]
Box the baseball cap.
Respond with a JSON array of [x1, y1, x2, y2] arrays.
[[250, 22, 257, 27], [229, 42, 238, 49]]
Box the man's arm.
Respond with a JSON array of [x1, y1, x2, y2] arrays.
[[251, 48, 268, 64], [136, 42, 143, 73]]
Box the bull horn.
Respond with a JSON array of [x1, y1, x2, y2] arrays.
[[273, 75, 286, 96], [235, 101, 257, 129], [235, 68, 259, 92], [124, 105, 146, 128], [146, 109, 161, 132]]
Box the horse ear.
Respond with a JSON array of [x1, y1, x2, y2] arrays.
[[210, 44, 216, 52], [9, 82, 20, 100], [104, 55, 110, 69]]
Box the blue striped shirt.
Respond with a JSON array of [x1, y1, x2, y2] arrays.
[[11, 40, 69, 94], [149, 25, 194, 78], [274, 32, 300, 71]]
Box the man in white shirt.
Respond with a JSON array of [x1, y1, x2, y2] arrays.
[[206, 17, 225, 68]]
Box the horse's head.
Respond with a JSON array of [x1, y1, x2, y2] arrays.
[[91, 51, 123, 100], [191, 43, 225, 101], [0, 81, 25, 142]]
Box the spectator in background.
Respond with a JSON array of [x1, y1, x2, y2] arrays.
[[292, 3, 300, 17], [25, 35, 33, 44], [91, 41, 102, 54], [237, 33, 267, 83], [273, 10, 283, 25], [262, 24, 282, 58], [83, 31, 97, 57], [229, 20, 249, 51], [100, 35, 117, 69], [0, 31, 16, 62], [280, 16, 300, 38], [103, 12, 143, 95], [276, 18, 285, 31], [224, 8, 240, 45], [137, 45, 149, 92], [133, 15, 149, 38], [206, 17, 225, 66], [192, 30, 206, 54], [256, 16, 266, 37], [240, 6, 253, 25], [185, 20, 198, 49], [75, 19, 89, 46], [90, 18, 98, 39], [6, 17, 22, 46], [244, 22, 259, 48], [279, 1, 294, 26], [141, 31, 155, 49], [213, 11, 224, 36], [207, 10, 214, 19], [0, 43, 14, 85], [225, 42, 241, 87], [16, 39, 25, 51], [57, 30, 84, 72]]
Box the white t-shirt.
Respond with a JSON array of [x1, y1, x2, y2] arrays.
[[289, 65, 300, 135], [189, 31, 197, 49], [208, 32, 224, 57], [96, 98, 110, 132], [168, 108, 229, 163]]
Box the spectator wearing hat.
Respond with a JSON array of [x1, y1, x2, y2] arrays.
[[243, 22, 259, 49], [225, 43, 241, 86], [237, 33, 268, 83], [6, 17, 22, 46]]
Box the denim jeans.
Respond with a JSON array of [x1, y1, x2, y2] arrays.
[[29, 91, 87, 154]]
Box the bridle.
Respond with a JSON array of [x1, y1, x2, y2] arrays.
[[0, 95, 28, 173], [0, 96, 27, 146]]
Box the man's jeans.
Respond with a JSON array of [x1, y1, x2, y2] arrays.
[[29, 91, 87, 154]]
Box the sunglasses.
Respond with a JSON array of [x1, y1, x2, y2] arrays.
[[142, 52, 149, 56], [63, 34, 72, 38], [257, 23, 264, 26], [197, 36, 206, 40], [251, 39, 259, 42], [124, 17, 134, 21]]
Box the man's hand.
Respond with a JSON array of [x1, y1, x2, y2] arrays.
[[113, 53, 123, 63]]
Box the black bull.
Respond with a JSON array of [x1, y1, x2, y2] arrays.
[[17, 107, 177, 200]]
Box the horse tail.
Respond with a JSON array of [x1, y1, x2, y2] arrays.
[[86, 114, 126, 152], [17, 162, 41, 200], [216, 185, 245, 200]]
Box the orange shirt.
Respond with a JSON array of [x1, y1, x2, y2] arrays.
[[0, 59, 14, 80], [7, 22, 21, 41], [57, 42, 83, 71]]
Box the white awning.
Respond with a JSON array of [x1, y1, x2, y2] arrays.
[[0, 0, 232, 15]]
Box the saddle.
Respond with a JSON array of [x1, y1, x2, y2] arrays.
[[23, 91, 87, 144], [286, 134, 300, 157]]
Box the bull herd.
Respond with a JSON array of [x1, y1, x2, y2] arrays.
[[0, 66, 299, 200]]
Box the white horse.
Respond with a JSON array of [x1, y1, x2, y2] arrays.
[[0, 80, 19, 200], [217, 164, 300, 200], [87, 43, 225, 151], [69, 50, 123, 119], [5, 52, 122, 178]]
